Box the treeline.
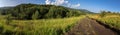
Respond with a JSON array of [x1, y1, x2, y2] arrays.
[[100, 11, 120, 17], [0, 4, 90, 20]]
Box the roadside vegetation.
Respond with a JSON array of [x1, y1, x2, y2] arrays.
[[97, 16, 120, 30], [0, 15, 85, 35], [89, 11, 120, 31]]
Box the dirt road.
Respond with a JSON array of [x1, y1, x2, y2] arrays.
[[65, 18, 118, 35]]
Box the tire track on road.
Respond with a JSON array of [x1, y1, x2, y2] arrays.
[[65, 18, 117, 35]]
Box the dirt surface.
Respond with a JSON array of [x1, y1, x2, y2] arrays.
[[65, 18, 118, 35]]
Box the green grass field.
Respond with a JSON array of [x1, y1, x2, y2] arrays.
[[0, 15, 85, 35], [97, 16, 120, 30], [89, 15, 120, 30]]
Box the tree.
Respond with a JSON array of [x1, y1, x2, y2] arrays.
[[6, 14, 12, 25], [100, 11, 106, 17], [45, 6, 57, 18], [32, 11, 39, 20], [0, 11, 1, 15], [107, 11, 111, 13]]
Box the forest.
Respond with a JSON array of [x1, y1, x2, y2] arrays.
[[0, 4, 93, 20]]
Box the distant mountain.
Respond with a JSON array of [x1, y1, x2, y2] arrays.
[[78, 9, 94, 14], [0, 7, 14, 9], [65, 7, 94, 14], [0, 7, 14, 15]]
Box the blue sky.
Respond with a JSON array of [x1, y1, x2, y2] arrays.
[[0, 0, 120, 13]]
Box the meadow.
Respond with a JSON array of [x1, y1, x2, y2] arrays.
[[89, 14, 120, 30], [0, 15, 85, 35]]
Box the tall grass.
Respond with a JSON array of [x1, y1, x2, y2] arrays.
[[89, 15, 120, 30], [0, 15, 85, 35], [97, 17, 120, 30]]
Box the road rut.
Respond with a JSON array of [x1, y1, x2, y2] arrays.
[[65, 18, 117, 35]]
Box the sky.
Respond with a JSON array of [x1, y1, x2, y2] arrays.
[[0, 0, 120, 13]]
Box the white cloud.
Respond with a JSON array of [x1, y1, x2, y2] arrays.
[[67, 3, 80, 8], [64, 1, 68, 4], [71, 4, 80, 8], [45, 0, 51, 4], [53, 0, 65, 5], [45, 0, 80, 8], [45, 0, 69, 5]]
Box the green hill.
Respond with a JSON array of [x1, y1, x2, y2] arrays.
[[0, 4, 93, 20]]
